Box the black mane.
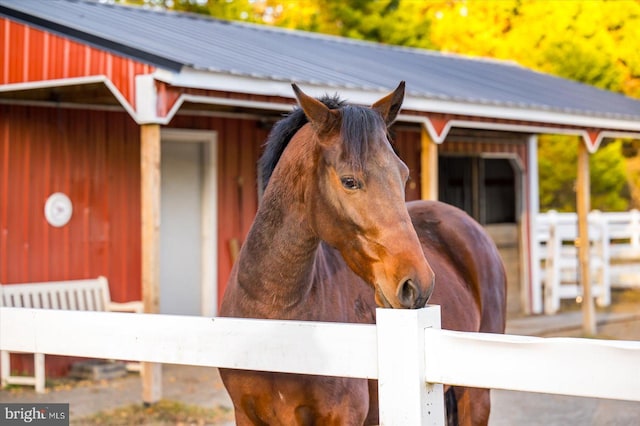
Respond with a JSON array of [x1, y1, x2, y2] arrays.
[[258, 94, 345, 193], [258, 94, 387, 193]]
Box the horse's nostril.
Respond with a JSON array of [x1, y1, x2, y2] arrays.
[[397, 278, 418, 308]]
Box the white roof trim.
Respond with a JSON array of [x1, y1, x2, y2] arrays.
[[155, 68, 640, 134], [0, 75, 106, 92], [404, 99, 640, 133], [398, 115, 640, 153]]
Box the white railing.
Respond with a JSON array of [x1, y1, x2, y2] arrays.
[[536, 210, 640, 314], [2, 306, 640, 425]]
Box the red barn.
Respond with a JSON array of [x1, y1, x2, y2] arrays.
[[2, 0, 640, 377]]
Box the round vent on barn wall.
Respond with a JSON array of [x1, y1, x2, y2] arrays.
[[44, 192, 73, 227]]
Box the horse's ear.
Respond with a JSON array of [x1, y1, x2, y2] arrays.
[[292, 83, 339, 134], [372, 81, 405, 126]]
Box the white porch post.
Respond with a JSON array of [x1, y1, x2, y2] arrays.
[[527, 135, 542, 314]]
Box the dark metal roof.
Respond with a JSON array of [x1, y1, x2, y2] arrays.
[[2, 0, 640, 122]]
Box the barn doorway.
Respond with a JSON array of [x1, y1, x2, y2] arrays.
[[160, 129, 217, 316], [438, 156, 517, 225], [439, 154, 524, 317]]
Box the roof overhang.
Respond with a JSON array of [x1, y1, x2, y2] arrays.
[[398, 114, 640, 153], [3, 71, 639, 154], [0, 76, 137, 118], [152, 68, 640, 152], [156, 68, 640, 129]]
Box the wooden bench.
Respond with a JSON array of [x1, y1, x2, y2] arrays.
[[0, 276, 142, 393]]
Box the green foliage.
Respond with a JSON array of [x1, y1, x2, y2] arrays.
[[538, 135, 578, 212], [538, 136, 629, 212], [590, 140, 630, 212], [312, 0, 436, 48]]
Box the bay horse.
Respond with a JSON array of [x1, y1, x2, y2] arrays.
[[219, 82, 507, 425]]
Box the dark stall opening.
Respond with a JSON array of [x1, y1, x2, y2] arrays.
[[438, 156, 516, 225]]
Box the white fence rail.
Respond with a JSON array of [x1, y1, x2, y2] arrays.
[[536, 210, 640, 314], [2, 306, 640, 424]]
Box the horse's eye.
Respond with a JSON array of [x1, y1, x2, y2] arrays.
[[340, 176, 362, 190]]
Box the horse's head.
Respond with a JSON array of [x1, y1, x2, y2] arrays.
[[292, 82, 435, 309]]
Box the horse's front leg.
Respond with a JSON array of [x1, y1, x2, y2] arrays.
[[454, 386, 491, 426]]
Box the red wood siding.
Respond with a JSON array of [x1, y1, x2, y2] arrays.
[[0, 105, 141, 299], [393, 128, 422, 201], [440, 140, 528, 170], [156, 82, 296, 119], [1, 18, 154, 106], [167, 115, 269, 303]]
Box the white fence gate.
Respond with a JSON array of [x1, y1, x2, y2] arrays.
[[2, 306, 640, 425], [536, 210, 640, 314]]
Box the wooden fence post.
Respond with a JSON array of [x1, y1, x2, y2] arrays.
[[591, 211, 611, 307], [544, 210, 560, 314], [377, 306, 445, 425]]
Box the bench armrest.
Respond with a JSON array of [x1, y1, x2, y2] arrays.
[[107, 301, 143, 313]]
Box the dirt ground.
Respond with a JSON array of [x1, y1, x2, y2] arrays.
[[0, 364, 235, 425]]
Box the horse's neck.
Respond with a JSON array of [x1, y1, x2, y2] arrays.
[[236, 193, 320, 311]]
